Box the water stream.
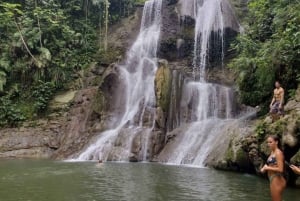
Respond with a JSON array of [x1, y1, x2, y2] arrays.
[[193, 0, 225, 79], [161, 0, 252, 166], [76, 0, 163, 161], [76, 0, 250, 166]]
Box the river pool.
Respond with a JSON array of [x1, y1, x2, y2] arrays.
[[0, 160, 299, 201]]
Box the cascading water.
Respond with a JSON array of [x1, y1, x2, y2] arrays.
[[75, 0, 162, 161], [161, 0, 247, 166], [193, 0, 224, 79]]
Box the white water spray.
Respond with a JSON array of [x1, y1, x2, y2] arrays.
[[76, 0, 163, 161], [164, 0, 247, 166], [193, 0, 224, 80]]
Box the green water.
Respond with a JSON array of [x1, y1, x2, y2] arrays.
[[0, 160, 299, 201]]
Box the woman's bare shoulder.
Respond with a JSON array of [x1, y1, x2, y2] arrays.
[[275, 149, 284, 157]]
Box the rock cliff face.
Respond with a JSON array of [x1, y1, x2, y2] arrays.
[[0, 1, 240, 159], [0, 120, 60, 158], [0, 0, 258, 171], [0, 8, 143, 159], [209, 85, 300, 185]]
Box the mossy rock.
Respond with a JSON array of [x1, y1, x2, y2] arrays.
[[97, 48, 123, 65], [255, 118, 287, 142], [291, 150, 300, 165], [269, 119, 287, 135], [235, 148, 248, 164], [225, 140, 234, 161], [260, 141, 270, 156], [91, 64, 120, 116], [181, 26, 195, 38], [159, 38, 178, 60], [49, 90, 77, 112], [91, 91, 106, 115], [226, 146, 249, 167], [155, 60, 172, 113]]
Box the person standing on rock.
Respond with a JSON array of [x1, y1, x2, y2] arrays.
[[261, 135, 286, 201], [270, 81, 285, 119]]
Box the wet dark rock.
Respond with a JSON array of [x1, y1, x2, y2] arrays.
[[91, 64, 106, 76], [151, 130, 166, 157], [129, 153, 139, 162], [166, 0, 179, 5]]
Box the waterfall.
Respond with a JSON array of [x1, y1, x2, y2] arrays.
[[161, 0, 246, 166], [193, 0, 224, 79], [75, 0, 163, 161]]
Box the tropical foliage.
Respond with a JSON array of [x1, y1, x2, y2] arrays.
[[230, 0, 300, 113], [0, 0, 142, 127]]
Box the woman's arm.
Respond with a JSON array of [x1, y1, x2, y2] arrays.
[[264, 151, 284, 173], [290, 165, 300, 175]]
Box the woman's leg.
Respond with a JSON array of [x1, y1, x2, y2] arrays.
[[270, 176, 286, 201]]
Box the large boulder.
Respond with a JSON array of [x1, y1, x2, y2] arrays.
[[49, 90, 77, 111], [53, 64, 123, 159], [205, 120, 255, 172]]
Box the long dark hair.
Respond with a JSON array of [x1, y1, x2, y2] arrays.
[[267, 135, 282, 150]]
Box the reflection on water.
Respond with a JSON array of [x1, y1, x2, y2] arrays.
[[0, 160, 299, 201]]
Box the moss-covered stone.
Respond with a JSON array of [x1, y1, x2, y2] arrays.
[[269, 119, 287, 136], [91, 91, 106, 115], [255, 117, 287, 142], [49, 90, 77, 112], [225, 140, 234, 161], [97, 48, 123, 65], [159, 38, 178, 61], [225, 139, 250, 171], [291, 150, 300, 165], [155, 60, 172, 113], [235, 148, 249, 165]]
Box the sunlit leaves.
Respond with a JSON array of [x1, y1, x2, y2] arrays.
[[0, 3, 23, 18]]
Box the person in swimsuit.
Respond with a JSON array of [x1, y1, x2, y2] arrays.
[[96, 160, 103, 168], [261, 135, 286, 201], [270, 81, 284, 116]]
